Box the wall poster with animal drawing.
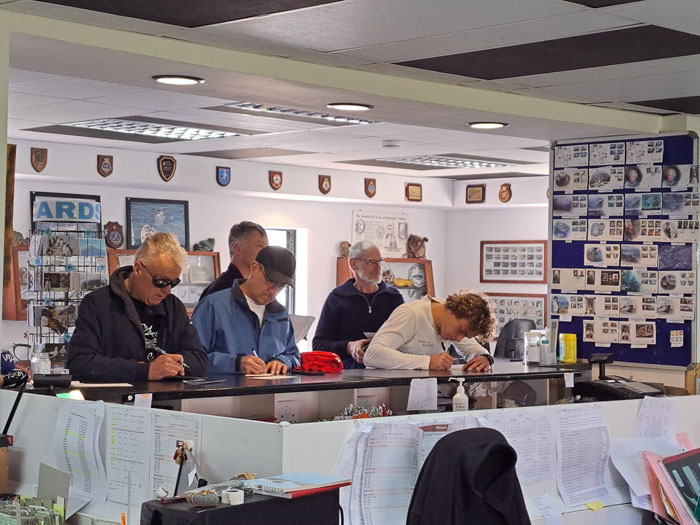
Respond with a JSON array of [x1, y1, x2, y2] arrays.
[[351, 210, 408, 257]]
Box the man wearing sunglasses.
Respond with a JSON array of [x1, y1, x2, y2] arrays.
[[313, 241, 404, 369], [192, 246, 300, 375], [67, 233, 208, 382]]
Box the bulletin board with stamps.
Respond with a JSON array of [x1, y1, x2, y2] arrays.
[[551, 133, 698, 366], [486, 293, 547, 339], [480, 240, 547, 284]]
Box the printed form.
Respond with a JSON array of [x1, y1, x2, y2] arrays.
[[635, 396, 677, 444], [149, 411, 202, 497], [556, 404, 610, 507], [53, 400, 108, 504], [362, 423, 421, 525], [484, 408, 558, 484], [105, 405, 153, 504]]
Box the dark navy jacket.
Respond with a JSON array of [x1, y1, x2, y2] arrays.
[[66, 266, 208, 382], [198, 262, 242, 301], [191, 280, 300, 374], [312, 279, 404, 369]]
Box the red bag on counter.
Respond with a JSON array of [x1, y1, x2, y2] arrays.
[[298, 351, 343, 373]]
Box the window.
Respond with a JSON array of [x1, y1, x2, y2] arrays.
[[266, 228, 296, 314]]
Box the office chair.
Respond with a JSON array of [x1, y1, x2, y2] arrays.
[[407, 428, 530, 525], [493, 319, 536, 359], [498, 381, 537, 407]]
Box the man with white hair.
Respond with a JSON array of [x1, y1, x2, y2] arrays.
[[199, 221, 267, 300], [313, 241, 404, 369], [67, 233, 208, 382]]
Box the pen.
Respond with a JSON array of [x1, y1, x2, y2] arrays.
[[252, 348, 259, 358], [154, 346, 190, 369]]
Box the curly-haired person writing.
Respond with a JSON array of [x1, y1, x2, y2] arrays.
[[364, 292, 496, 371]]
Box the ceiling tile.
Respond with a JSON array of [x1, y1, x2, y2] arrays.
[[398, 26, 700, 80], [602, 0, 700, 37], [10, 100, 145, 123], [8, 68, 55, 84], [9, 73, 145, 99], [632, 96, 700, 114], [338, 10, 636, 63], [87, 89, 231, 111], [8, 91, 70, 109], [209, 0, 579, 53]]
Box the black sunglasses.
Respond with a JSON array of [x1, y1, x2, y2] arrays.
[[140, 262, 181, 289]]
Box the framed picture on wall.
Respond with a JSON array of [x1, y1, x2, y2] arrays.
[[485, 292, 547, 339], [480, 240, 547, 284], [126, 197, 190, 250], [466, 184, 485, 204]]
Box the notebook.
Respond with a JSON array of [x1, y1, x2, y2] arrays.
[[246, 472, 350, 499]]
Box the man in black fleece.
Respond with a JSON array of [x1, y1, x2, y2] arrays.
[[313, 241, 403, 369], [66, 233, 207, 382]]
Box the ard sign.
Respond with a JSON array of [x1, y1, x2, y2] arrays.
[[32, 197, 101, 223]]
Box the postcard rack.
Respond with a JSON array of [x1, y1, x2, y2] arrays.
[[549, 132, 698, 366], [25, 228, 108, 358]]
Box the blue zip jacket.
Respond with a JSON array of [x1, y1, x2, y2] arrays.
[[191, 279, 300, 374], [312, 278, 404, 369]]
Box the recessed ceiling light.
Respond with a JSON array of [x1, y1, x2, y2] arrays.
[[326, 102, 374, 111], [377, 155, 516, 169], [467, 122, 509, 129], [152, 75, 205, 86], [226, 102, 377, 124]]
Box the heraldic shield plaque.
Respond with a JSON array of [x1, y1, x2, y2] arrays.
[[97, 155, 113, 177], [158, 155, 177, 182], [31, 147, 48, 173]]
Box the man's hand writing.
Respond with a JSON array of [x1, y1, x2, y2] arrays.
[[148, 354, 185, 380], [429, 352, 453, 370], [241, 355, 266, 374]]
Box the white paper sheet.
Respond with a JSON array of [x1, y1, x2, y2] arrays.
[[484, 408, 559, 484], [149, 411, 202, 498], [53, 400, 108, 504], [630, 487, 653, 511], [556, 404, 610, 507], [635, 396, 677, 443], [609, 437, 681, 496], [407, 378, 437, 411], [531, 493, 565, 525], [333, 425, 366, 524], [105, 405, 153, 504], [362, 423, 421, 525]]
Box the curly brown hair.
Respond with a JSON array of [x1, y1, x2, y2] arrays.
[[444, 291, 496, 342]]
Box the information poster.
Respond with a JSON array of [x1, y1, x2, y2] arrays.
[[351, 210, 408, 257]]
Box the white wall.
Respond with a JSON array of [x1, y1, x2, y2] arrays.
[[445, 177, 550, 295], [2, 139, 450, 347]]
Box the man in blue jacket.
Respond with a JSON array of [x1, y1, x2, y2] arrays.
[[313, 241, 404, 369], [192, 246, 300, 375]]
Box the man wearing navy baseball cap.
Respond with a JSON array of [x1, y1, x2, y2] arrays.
[[192, 246, 300, 375]]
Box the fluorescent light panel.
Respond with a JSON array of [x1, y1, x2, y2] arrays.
[[226, 102, 377, 125], [63, 118, 245, 141], [378, 155, 517, 169]]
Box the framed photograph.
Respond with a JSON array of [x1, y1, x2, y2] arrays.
[[480, 240, 547, 284], [405, 183, 422, 202], [466, 184, 485, 204], [486, 293, 547, 339], [30, 191, 102, 234], [126, 197, 189, 250]]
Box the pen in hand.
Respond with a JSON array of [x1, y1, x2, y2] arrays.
[[154, 346, 190, 369]]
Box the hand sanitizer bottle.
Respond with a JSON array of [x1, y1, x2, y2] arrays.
[[449, 377, 469, 411]]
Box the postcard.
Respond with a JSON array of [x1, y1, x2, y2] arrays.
[[588, 219, 624, 241], [621, 269, 658, 294], [553, 168, 588, 192], [620, 244, 658, 268], [594, 295, 620, 317], [590, 142, 626, 166], [588, 166, 625, 190], [585, 268, 621, 292], [640, 295, 658, 317], [554, 144, 589, 168], [628, 219, 663, 242], [619, 322, 631, 344], [655, 296, 678, 320], [658, 271, 696, 294], [631, 321, 656, 345], [660, 219, 699, 242], [626, 140, 664, 164], [662, 164, 698, 189], [552, 268, 586, 291], [587, 193, 624, 217], [679, 296, 695, 320], [78, 238, 107, 257], [80, 272, 108, 292], [624, 194, 642, 216], [624, 164, 661, 190], [619, 296, 645, 319], [662, 192, 700, 216], [658, 244, 694, 270], [583, 243, 620, 267], [43, 272, 71, 292], [552, 218, 588, 241], [583, 319, 620, 344], [640, 193, 662, 214], [553, 194, 588, 217], [551, 294, 570, 315]]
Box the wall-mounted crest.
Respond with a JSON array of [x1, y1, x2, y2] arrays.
[[269, 170, 283, 191], [97, 155, 113, 177], [499, 183, 512, 203], [31, 148, 47, 173], [157, 155, 176, 182], [365, 178, 376, 198], [319, 174, 331, 194]]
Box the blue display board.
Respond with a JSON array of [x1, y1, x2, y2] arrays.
[[550, 133, 697, 366]]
